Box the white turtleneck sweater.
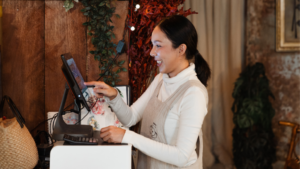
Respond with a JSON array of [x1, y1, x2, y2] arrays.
[[106, 63, 208, 167]]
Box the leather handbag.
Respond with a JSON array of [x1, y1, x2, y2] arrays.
[[0, 95, 38, 169]]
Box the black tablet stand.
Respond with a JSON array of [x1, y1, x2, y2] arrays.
[[52, 83, 93, 141]]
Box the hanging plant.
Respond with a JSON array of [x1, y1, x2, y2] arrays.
[[128, 0, 197, 101], [64, 0, 126, 86], [232, 63, 276, 169]]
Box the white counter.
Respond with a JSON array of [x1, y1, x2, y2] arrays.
[[50, 141, 132, 169]]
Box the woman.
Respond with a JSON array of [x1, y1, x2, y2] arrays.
[[85, 15, 210, 169]]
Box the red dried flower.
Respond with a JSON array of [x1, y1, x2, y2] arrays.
[[128, 0, 197, 102]]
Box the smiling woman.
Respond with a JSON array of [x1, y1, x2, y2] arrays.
[[150, 26, 190, 78], [85, 15, 210, 169], [152, 15, 210, 86]]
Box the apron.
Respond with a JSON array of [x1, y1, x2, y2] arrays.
[[137, 80, 204, 169]]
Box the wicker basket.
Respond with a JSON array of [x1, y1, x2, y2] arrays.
[[0, 96, 38, 169]]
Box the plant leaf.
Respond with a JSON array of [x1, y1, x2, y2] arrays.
[[99, 1, 105, 6], [94, 55, 100, 60], [111, 1, 116, 6], [118, 60, 125, 65], [69, 1, 74, 9]]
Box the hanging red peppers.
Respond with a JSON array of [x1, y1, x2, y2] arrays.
[[128, 0, 197, 102]]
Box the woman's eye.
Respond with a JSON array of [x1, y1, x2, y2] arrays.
[[156, 45, 161, 48]]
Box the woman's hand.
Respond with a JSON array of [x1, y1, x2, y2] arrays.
[[100, 126, 126, 143], [84, 81, 118, 100]]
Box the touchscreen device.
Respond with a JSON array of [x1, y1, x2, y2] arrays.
[[66, 58, 88, 93], [61, 55, 95, 112]]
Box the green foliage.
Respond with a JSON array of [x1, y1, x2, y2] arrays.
[[64, 0, 76, 12], [64, 0, 126, 86], [232, 63, 276, 169]]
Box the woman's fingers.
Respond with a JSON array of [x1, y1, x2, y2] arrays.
[[99, 126, 126, 143], [100, 128, 112, 142], [102, 135, 111, 142], [93, 87, 107, 95], [84, 81, 108, 88], [101, 126, 110, 132], [100, 127, 110, 137], [85, 81, 117, 99], [100, 130, 110, 138], [84, 81, 98, 86], [94, 93, 104, 98]]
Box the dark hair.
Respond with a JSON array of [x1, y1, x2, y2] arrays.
[[157, 15, 211, 87]]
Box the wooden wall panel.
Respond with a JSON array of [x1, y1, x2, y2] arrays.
[[2, 0, 45, 132], [0, 47, 2, 99], [45, 1, 87, 113], [1, 0, 128, 133], [87, 1, 129, 85]]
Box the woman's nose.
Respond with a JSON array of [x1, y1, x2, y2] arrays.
[[150, 47, 156, 57]]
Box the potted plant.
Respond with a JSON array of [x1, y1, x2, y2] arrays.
[[232, 62, 276, 169]]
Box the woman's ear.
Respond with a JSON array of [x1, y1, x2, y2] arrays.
[[178, 44, 187, 56]]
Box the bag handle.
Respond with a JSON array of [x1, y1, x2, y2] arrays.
[[0, 95, 26, 128]]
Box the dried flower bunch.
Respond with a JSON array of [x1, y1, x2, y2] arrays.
[[128, 0, 197, 101]]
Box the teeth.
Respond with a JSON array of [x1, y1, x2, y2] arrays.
[[157, 61, 161, 64]]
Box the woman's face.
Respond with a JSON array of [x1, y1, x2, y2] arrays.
[[150, 26, 189, 78]]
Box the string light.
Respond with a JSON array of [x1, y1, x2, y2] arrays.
[[135, 4, 140, 11], [131, 4, 139, 30], [136, 4, 140, 9], [130, 26, 135, 31]]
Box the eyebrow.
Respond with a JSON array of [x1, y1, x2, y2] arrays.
[[152, 40, 162, 43]]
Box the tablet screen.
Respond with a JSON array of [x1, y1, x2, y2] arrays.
[[67, 58, 87, 93], [65, 58, 96, 109]]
